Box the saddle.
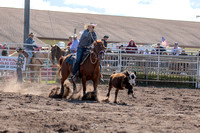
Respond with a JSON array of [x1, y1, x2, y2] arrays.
[[66, 49, 91, 66]]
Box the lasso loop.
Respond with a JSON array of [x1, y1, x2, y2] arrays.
[[90, 52, 97, 64]]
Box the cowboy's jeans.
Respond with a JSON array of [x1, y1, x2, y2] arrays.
[[25, 48, 33, 64], [17, 68, 22, 83], [73, 47, 87, 75]]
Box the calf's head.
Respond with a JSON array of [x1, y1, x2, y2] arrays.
[[124, 71, 136, 86]]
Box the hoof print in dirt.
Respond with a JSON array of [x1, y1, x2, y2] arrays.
[[82, 91, 98, 101], [49, 86, 70, 99]]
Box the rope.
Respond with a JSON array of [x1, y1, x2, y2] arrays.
[[90, 52, 98, 64]]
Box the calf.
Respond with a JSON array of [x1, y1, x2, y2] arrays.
[[106, 71, 136, 103], [49, 81, 71, 98]]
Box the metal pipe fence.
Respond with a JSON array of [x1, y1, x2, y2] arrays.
[[1, 44, 200, 88]]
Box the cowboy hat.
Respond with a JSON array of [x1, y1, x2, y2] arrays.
[[28, 32, 35, 36], [84, 23, 97, 29]]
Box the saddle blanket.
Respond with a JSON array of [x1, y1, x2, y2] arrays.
[[66, 53, 90, 66]]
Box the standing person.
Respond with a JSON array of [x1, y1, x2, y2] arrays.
[[24, 32, 38, 64], [72, 23, 97, 80], [67, 36, 73, 47], [102, 35, 109, 48], [69, 34, 79, 53], [0, 44, 8, 56], [156, 42, 166, 55], [126, 39, 138, 54], [171, 42, 181, 55], [15, 47, 25, 83]]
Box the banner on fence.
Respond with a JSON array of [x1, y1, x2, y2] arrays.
[[0, 56, 26, 71]]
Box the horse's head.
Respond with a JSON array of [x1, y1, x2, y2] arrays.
[[50, 44, 59, 64], [93, 40, 105, 60]]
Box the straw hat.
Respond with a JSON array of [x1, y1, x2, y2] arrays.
[[84, 23, 97, 29]]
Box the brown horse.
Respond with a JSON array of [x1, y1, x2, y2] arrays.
[[23, 50, 49, 82], [57, 40, 105, 98], [50, 45, 69, 64]]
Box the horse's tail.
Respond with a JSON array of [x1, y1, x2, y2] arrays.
[[57, 56, 64, 77]]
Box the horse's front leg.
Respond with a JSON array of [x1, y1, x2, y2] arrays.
[[82, 76, 87, 96], [93, 78, 99, 93]]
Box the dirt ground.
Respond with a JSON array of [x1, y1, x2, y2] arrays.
[[0, 81, 200, 133]]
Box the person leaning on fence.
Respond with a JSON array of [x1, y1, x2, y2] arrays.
[[0, 44, 8, 56], [72, 23, 97, 81], [15, 47, 25, 83], [180, 49, 188, 56], [24, 32, 38, 64], [171, 42, 181, 56], [126, 39, 138, 54], [69, 34, 79, 53], [102, 35, 109, 48], [156, 43, 166, 55]]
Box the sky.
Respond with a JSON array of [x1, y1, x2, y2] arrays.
[[0, 0, 200, 22]]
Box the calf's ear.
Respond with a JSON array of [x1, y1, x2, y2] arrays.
[[124, 70, 130, 76], [134, 71, 136, 75]]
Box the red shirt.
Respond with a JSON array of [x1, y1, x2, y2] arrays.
[[67, 42, 72, 46]]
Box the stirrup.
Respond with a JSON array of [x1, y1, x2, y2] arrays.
[[71, 75, 77, 82]]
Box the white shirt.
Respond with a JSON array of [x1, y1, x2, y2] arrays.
[[171, 46, 181, 56]]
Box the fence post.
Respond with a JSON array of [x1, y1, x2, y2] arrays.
[[117, 49, 121, 73], [46, 46, 50, 84], [157, 54, 160, 80], [196, 55, 199, 88]]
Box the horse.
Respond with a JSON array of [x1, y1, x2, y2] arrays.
[[23, 50, 49, 82], [57, 40, 105, 98], [50, 45, 69, 64]]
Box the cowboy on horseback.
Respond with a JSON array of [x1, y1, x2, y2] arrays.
[[72, 23, 97, 80], [24, 32, 39, 64]]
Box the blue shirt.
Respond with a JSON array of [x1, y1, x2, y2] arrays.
[[24, 37, 38, 50], [70, 39, 79, 52], [78, 29, 97, 48]]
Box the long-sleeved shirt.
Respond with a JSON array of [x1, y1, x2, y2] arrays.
[[171, 47, 181, 55], [78, 29, 97, 48], [70, 39, 79, 52], [16, 54, 25, 68], [24, 37, 38, 50]]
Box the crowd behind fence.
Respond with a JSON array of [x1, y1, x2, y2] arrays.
[[1, 43, 200, 88]]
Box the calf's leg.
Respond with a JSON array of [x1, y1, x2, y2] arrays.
[[114, 88, 119, 103]]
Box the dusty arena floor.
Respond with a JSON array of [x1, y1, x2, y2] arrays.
[[0, 81, 200, 133]]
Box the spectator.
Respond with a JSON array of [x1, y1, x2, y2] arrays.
[[102, 35, 109, 48], [139, 50, 144, 54], [144, 49, 149, 54], [119, 45, 126, 53], [151, 49, 157, 54], [24, 32, 38, 64], [15, 47, 25, 83], [171, 42, 181, 55], [180, 49, 188, 56], [70, 34, 79, 53], [126, 39, 138, 54], [156, 43, 166, 55], [67, 36, 73, 47], [0, 44, 8, 56]]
